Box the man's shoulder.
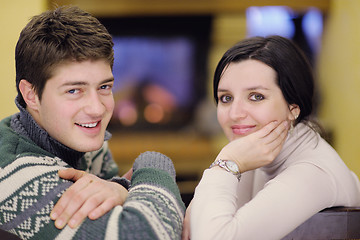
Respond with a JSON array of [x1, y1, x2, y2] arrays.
[[0, 115, 54, 167], [0, 154, 71, 239], [0, 154, 69, 185], [0, 115, 13, 135]]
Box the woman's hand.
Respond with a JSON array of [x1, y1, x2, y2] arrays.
[[122, 167, 133, 180], [217, 121, 289, 173], [182, 200, 193, 240], [50, 168, 128, 229]]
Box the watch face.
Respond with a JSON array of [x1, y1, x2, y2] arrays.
[[225, 161, 239, 173]]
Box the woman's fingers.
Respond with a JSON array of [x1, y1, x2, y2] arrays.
[[255, 121, 289, 162], [265, 122, 289, 158], [264, 121, 289, 145], [253, 120, 288, 140], [216, 120, 290, 173]]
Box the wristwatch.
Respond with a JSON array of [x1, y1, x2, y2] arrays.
[[209, 159, 241, 181]]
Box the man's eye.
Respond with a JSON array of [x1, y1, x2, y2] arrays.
[[68, 89, 79, 94], [100, 84, 113, 90], [249, 93, 264, 101], [220, 95, 232, 103]]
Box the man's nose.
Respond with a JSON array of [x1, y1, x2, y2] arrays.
[[83, 91, 105, 117]]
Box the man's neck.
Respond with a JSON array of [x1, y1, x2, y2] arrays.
[[10, 95, 85, 167]]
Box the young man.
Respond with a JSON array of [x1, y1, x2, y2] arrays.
[[0, 6, 185, 239]]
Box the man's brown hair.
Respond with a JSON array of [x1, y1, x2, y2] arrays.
[[15, 6, 114, 106]]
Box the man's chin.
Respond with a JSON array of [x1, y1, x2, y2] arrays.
[[72, 140, 104, 153]]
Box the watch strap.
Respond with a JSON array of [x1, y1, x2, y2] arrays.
[[209, 159, 241, 181]]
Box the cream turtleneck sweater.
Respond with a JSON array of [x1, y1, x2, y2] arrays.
[[191, 123, 360, 240]]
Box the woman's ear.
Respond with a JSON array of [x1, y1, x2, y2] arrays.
[[288, 104, 300, 121], [19, 79, 40, 111]]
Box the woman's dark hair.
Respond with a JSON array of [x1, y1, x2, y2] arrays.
[[213, 35, 314, 126]]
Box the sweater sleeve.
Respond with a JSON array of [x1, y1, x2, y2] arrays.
[[191, 163, 335, 240], [0, 152, 185, 240]]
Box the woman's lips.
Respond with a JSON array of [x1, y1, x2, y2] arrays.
[[231, 125, 256, 135]]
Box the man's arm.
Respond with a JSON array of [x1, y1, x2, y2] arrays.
[[0, 152, 185, 240], [65, 151, 185, 239]]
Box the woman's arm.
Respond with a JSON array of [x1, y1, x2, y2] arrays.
[[191, 163, 334, 240], [183, 121, 287, 240]]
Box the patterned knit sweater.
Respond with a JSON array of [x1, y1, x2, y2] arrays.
[[0, 112, 185, 239]]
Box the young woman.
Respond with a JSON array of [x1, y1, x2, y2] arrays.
[[183, 35, 360, 240]]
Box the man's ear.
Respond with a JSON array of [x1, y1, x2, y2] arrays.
[[19, 79, 40, 111], [288, 104, 300, 121]]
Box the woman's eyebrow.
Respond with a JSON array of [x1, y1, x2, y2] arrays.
[[217, 86, 270, 92], [217, 88, 228, 92], [246, 85, 270, 91]]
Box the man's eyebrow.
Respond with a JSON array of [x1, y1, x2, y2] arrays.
[[100, 78, 115, 84], [60, 81, 87, 87], [60, 78, 114, 87]]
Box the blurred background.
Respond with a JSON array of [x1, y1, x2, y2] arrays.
[[1, 0, 360, 206]]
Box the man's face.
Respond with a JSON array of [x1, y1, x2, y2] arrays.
[[32, 59, 115, 152]]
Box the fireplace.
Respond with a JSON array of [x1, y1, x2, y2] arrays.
[[98, 15, 212, 132]]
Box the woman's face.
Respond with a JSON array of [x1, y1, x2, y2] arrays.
[[217, 60, 298, 142]]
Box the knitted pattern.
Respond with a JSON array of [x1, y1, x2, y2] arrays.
[[0, 116, 185, 239], [133, 151, 176, 181]]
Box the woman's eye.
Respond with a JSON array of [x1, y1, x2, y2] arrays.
[[249, 93, 265, 101], [220, 95, 232, 103]]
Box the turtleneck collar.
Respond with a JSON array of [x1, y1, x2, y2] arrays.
[[10, 95, 111, 168], [260, 122, 320, 177]]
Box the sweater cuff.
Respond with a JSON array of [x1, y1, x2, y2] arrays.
[[133, 151, 176, 181], [110, 176, 131, 190]]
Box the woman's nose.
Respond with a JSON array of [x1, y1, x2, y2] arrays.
[[229, 101, 247, 120]]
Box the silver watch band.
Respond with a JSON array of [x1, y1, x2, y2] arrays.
[[209, 159, 241, 181]]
